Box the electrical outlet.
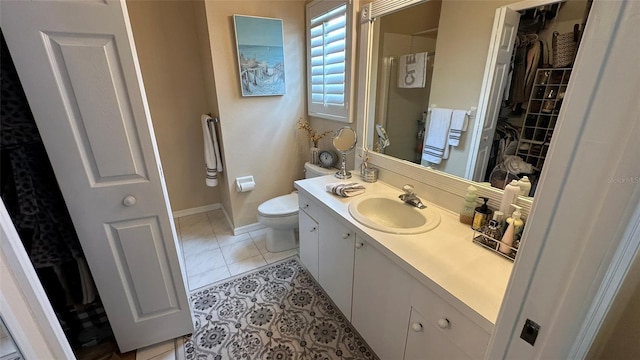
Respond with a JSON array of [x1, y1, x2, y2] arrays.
[[520, 319, 540, 346]]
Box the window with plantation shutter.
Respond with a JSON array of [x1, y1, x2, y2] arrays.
[[306, 0, 355, 122]]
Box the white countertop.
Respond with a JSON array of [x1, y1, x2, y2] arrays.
[[294, 175, 513, 326]]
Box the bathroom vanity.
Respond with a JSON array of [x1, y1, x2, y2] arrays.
[[295, 175, 513, 360]]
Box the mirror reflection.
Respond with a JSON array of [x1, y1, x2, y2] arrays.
[[367, 0, 591, 197]]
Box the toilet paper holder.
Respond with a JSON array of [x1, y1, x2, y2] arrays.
[[236, 176, 255, 192]]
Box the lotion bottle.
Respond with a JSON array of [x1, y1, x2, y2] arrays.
[[500, 204, 523, 254], [459, 185, 478, 225], [499, 180, 521, 216]]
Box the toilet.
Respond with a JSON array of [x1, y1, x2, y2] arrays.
[[257, 162, 335, 252]]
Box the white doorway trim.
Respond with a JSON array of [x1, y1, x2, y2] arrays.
[[0, 200, 74, 359]]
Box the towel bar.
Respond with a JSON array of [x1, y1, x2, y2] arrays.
[[427, 105, 477, 120]]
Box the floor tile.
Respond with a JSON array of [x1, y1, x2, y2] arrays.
[[188, 266, 230, 291], [149, 349, 175, 360], [263, 249, 299, 264], [208, 212, 231, 233], [181, 236, 219, 260], [227, 254, 267, 276], [178, 214, 214, 241], [215, 229, 251, 248], [220, 239, 261, 264], [136, 339, 174, 360], [185, 247, 226, 276], [251, 233, 268, 254]]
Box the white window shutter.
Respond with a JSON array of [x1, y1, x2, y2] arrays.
[[306, 0, 355, 122]]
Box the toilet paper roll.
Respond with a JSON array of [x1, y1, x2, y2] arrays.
[[236, 178, 255, 192]]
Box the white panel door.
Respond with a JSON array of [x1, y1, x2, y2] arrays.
[[467, 7, 521, 181], [1, 0, 192, 352]]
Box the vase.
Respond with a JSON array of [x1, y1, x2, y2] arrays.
[[310, 146, 320, 165]]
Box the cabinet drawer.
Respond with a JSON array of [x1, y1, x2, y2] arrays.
[[405, 307, 471, 360], [298, 193, 319, 220], [411, 284, 490, 359]]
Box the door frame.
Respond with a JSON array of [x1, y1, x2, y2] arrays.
[[0, 200, 75, 359]]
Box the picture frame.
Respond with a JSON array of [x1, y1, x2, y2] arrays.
[[233, 15, 286, 97]]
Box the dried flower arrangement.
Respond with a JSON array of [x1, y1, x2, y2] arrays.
[[297, 118, 332, 147]]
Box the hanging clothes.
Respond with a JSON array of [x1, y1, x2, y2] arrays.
[[1, 35, 83, 269]]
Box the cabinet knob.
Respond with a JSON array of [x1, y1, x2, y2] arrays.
[[302, 204, 309, 209], [411, 322, 423, 332], [438, 318, 450, 329], [342, 233, 350, 239], [310, 227, 317, 232], [123, 195, 137, 207], [355, 242, 364, 249]]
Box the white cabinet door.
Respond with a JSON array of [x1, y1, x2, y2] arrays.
[[404, 308, 471, 360], [299, 210, 319, 280], [317, 211, 355, 319], [352, 237, 414, 360], [1, 0, 192, 352]]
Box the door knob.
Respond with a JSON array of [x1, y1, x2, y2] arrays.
[[438, 318, 450, 329], [123, 195, 137, 207], [412, 322, 423, 332], [355, 242, 364, 249]]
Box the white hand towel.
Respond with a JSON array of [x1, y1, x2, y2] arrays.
[[325, 182, 366, 197], [448, 109, 468, 147], [202, 115, 223, 187], [397, 52, 428, 88], [422, 108, 452, 164]]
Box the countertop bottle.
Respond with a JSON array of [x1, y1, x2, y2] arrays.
[[499, 180, 521, 217], [459, 185, 478, 225], [472, 196, 491, 230], [500, 204, 523, 254], [480, 212, 503, 249], [518, 176, 532, 197]]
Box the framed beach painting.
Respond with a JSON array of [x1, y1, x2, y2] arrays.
[[233, 15, 286, 97]]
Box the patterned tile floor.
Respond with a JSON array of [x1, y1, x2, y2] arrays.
[[137, 209, 298, 360], [176, 209, 299, 292]]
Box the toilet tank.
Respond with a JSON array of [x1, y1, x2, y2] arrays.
[[304, 162, 335, 179]]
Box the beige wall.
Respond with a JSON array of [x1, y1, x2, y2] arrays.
[[203, 0, 308, 228], [428, 0, 514, 176], [127, 0, 221, 212]]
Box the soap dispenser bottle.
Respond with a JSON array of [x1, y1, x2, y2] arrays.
[[500, 204, 523, 254], [459, 185, 478, 225], [472, 197, 491, 230]]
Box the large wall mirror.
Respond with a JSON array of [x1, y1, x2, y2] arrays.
[[358, 0, 591, 199]]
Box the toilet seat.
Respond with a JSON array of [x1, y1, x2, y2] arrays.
[[258, 193, 298, 218]]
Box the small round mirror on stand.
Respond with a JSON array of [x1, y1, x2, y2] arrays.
[[332, 126, 357, 179]]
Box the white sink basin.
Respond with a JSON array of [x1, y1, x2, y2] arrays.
[[348, 194, 441, 234]]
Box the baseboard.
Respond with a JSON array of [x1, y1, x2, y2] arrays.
[[233, 222, 265, 236], [173, 203, 265, 235], [172, 203, 222, 218]]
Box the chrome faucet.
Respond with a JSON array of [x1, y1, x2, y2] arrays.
[[399, 184, 427, 209]]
